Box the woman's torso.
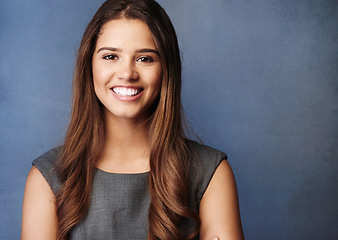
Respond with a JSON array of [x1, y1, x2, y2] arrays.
[[33, 140, 227, 239]]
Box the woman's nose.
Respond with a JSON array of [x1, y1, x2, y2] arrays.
[[116, 60, 139, 81]]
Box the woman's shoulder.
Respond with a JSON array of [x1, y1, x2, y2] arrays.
[[186, 139, 227, 163], [32, 146, 62, 194], [185, 140, 228, 204], [33, 146, 62, 166]]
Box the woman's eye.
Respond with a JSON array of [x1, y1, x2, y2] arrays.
[[103, 54, 118, 60], [137, 56, 154, 63]]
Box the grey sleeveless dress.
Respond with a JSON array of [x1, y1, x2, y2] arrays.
[[33, 140, 227, 239]]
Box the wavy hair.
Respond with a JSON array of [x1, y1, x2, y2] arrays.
[[56, 0, 200, 239]]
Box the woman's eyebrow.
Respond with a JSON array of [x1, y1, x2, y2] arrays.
[[97, 47, 121, 53], [136, 49, 160, 56]]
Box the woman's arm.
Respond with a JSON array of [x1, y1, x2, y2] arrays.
[[199, 160, 244, 240], [21, 166, 58, 240]]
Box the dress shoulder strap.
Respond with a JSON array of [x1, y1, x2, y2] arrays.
[[32, 146, 62, 195]]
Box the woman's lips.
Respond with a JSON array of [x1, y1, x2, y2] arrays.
[[111, 86, 144, 102]]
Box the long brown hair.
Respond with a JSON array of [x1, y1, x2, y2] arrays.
[[56, 0, 200, 239]]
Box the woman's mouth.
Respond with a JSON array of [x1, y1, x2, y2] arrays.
[[112, 87, 143, 97]]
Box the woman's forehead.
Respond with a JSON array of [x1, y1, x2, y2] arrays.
[[96, 18, 157, 50]]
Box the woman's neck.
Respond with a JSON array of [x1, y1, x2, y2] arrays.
[[96, 113, 151, 173]]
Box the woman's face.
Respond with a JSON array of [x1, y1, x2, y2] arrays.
[[92, 18, 162, 123]]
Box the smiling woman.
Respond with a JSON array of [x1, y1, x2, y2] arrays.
[[21, 0, 244, 240]]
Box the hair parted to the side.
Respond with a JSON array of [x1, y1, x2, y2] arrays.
[[56, 0, 200, 239]]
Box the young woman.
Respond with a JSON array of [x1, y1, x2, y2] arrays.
[[21, 0, 244, 239]]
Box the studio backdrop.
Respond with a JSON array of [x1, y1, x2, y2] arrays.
[[1, 0, 337, 239]]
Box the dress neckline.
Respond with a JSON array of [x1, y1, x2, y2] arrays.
[[95, 167, 150, 176]]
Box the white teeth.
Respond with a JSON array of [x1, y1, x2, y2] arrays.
[[113, 87, 141, 96]]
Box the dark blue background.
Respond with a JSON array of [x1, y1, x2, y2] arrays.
[[1, 0, 337, 239]]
